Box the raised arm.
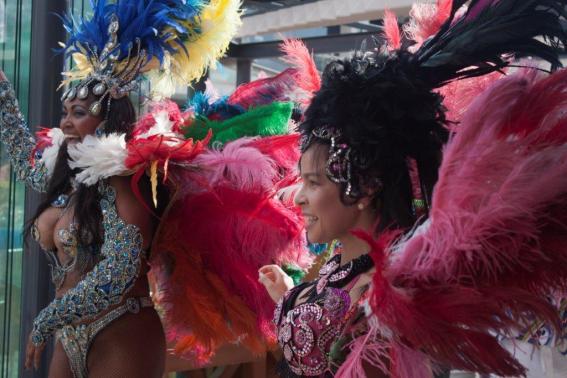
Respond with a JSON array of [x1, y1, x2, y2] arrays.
[[0, 73, 49, 192], [29, 180, 151, 346]]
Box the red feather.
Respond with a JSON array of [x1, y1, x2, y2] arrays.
[[228, 39, 320, 110], [31, 127, 54, 166]]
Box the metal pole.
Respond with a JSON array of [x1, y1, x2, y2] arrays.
[[236, 58, 252, 85], [19, 0, 66, 376]]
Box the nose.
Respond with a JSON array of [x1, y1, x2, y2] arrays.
[[60, 113, 72, 132], [293, 182, 307, 206]]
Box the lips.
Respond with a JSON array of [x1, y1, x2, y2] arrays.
[[64, 134, 81, 143], [302, 213, 319, 227]]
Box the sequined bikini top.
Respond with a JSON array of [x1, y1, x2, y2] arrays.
[[31, 193, 96, 289], [274, 253, 374, 377]]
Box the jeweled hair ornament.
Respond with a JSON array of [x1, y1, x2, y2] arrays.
[[59, 0, 242, 116]]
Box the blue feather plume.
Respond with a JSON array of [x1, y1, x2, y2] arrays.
[[187, 92, 246, 121], [62, 0, 205, 68]]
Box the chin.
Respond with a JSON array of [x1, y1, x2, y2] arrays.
[[306, 232, 331, 246]]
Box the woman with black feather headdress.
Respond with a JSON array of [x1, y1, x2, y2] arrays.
[[259, 1, 567, 376]]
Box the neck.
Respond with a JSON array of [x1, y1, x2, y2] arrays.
[[335, 208, 378, 266], [337, 230, 371, 266]]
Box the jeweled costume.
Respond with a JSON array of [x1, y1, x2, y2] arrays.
[[0, 1, 242, 376], [273, 0, 567, 377]]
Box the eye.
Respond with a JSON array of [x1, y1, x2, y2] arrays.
[[74, 109, 87, 117], [308, 179, 319, 187]]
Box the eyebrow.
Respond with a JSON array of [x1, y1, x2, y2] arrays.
[[63, 103, 86, 110], [302, 172, 321, 179]]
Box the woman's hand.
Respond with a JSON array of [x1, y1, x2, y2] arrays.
[[258, 264, 295, 303], [24, 333, 46, 371], [0, 70, 7, 81]]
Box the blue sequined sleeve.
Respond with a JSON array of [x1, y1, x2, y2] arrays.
[[30, 182, 144, 345], [0, 80, 49, 192]]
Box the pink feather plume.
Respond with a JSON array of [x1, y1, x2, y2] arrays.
[[404, 0, 453, 48], [383, 10, 401, 51], [228, 39, 320, 110], [358, 68, 567, 375], [279, 38, 321, 99]]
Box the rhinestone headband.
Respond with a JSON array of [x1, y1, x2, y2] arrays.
[[61, 14, 144, 117], [303, 126, 375, 199]]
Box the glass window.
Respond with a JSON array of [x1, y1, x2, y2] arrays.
[[0, 0, 32, 376]]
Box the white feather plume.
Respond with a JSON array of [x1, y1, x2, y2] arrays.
[[40, 128, 66, 176], [67, 133, 129, 186]]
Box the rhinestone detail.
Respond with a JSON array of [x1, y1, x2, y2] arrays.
[[0, 80, 48, 192], [31, 181, 144, 345]]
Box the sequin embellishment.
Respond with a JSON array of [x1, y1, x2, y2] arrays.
[[30, 182, 144, 346], [0, 80, 48, 192]]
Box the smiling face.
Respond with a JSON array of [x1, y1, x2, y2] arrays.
[[294, 143, 374, 244], [59, 97, 103, 143]]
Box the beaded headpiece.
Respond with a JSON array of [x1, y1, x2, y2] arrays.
[[61, 15, 143, 116], [302, 126, 379, 200]]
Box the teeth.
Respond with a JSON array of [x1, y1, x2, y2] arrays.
[[305, 216, 318, 225]]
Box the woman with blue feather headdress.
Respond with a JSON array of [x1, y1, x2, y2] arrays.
[[0, 0, 241, 376]]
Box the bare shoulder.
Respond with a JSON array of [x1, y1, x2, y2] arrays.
[[107, 175, 155, 249]]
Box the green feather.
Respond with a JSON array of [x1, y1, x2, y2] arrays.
[[184, 102, 293, 146], [282, 264, 306, 286]]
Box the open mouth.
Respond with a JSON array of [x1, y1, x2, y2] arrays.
[[64, 135, 81, 143], [303, 215, 319, 227]]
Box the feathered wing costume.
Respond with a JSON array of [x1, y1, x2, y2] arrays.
[[133, 40, 321, 364], [291, 0, 567, 376]]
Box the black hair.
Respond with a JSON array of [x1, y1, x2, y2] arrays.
[[25, 80, 136, 265], [299, 51, 448, 231]]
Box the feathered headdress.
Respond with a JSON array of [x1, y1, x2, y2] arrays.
[[59, 0, 241, 114], [300, 0, 567, 228]]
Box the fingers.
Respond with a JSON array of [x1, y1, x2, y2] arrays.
[[0, 70, 6, 81], [258, 264, 279, 275]]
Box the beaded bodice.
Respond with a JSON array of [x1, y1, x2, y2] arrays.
[[30, 181, 145, 345], [274, 253, 373, 377]]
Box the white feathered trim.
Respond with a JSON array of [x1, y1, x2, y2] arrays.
[[67, 133, 129, 186], [40, 128, 65, 176]]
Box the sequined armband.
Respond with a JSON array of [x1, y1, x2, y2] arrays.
[[30, 182, 144, 345], [0, 80, 48, 192]]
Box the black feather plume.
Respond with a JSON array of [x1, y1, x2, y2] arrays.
[[415, 0, 567, 87]]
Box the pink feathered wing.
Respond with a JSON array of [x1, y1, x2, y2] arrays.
[[149, 135, 309, 362], [340, 68, 567, 377]]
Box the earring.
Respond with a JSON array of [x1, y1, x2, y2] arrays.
[[357, 203, 365, 211], [95, 121, 106, 137]]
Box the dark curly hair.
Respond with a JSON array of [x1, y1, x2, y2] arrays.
[[25, 80, 136, 267], [299, 50, 449, 230]]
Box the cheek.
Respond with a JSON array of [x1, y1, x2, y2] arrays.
[[318, 205, 358, 239], [76, 117, 101, 138], [309, 186, 358, 241]]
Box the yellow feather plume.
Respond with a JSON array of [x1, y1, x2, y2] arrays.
[[169, 0, 242, 85]]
